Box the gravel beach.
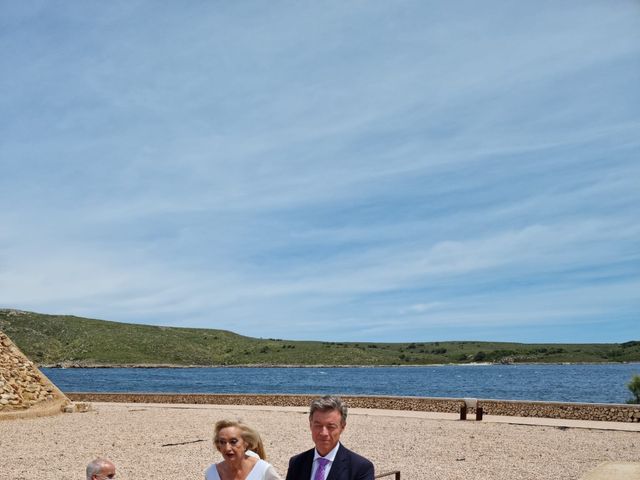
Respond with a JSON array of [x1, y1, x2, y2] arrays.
[[1, 402, 638, 480]]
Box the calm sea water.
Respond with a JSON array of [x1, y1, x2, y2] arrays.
[[42, 363, 640, 404]]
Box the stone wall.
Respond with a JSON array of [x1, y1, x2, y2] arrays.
[[479, 398, 640, 423], [66, 392, 640, 423], [0, 331, 70, 420]]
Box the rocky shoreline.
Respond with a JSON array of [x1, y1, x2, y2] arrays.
[[67, 392, 640, 423], [40, 360, 639, 368]]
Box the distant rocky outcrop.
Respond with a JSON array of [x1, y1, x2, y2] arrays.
[[0, 330, 71, 420]]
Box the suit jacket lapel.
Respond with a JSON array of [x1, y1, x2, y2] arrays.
[[326, 444, 347, 480], [301, 449, 314, 480]]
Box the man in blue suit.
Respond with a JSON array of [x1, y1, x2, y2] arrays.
[[286, 395, 374, 480]]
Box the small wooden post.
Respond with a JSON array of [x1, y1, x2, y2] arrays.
[[476, 406, 483, 421], [459, 405, 467, 420]]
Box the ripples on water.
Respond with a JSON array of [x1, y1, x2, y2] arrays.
[[42, 363, 640, 404]]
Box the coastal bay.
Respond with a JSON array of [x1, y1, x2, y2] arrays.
[[43, 363, 640, 404]]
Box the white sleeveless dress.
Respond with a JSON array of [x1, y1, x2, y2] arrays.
[[204, 459, 281, 480]]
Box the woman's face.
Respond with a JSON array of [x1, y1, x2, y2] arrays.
[[215, 426, 248, 462]]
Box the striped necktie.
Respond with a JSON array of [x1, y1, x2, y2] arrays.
[[314, 457, 330, 480]]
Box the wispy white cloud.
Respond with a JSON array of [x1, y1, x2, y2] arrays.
[[1, 1, 638, 342]]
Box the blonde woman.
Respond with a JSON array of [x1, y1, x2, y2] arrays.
[[204, 420, 282, 480]]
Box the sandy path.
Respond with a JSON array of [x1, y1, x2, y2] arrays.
[[1, 402, 638, 479]]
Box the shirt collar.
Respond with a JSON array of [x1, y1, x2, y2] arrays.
[[314, 442, 340, 463]]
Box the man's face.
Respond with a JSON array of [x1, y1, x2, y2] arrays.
[[95, 463, 116, 480], [310, 408, 345, 457]]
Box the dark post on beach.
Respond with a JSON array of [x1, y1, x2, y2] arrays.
[[459, 404, 467, 420]]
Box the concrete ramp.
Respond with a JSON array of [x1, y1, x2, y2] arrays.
[[0, 330, 71, 420]]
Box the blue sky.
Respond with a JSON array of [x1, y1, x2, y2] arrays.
[[1, 1, 638, 343]]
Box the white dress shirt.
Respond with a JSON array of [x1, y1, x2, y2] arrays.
[[310, 442, 340, 480]]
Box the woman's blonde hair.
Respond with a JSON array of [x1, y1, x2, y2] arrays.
[[213, 420, 267, 460]]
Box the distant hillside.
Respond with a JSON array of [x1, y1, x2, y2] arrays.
[[1, 309, 639, 366]]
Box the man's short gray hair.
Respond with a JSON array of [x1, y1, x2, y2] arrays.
[[86, 458, 112, 480], [309, 395, 348, 425]]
